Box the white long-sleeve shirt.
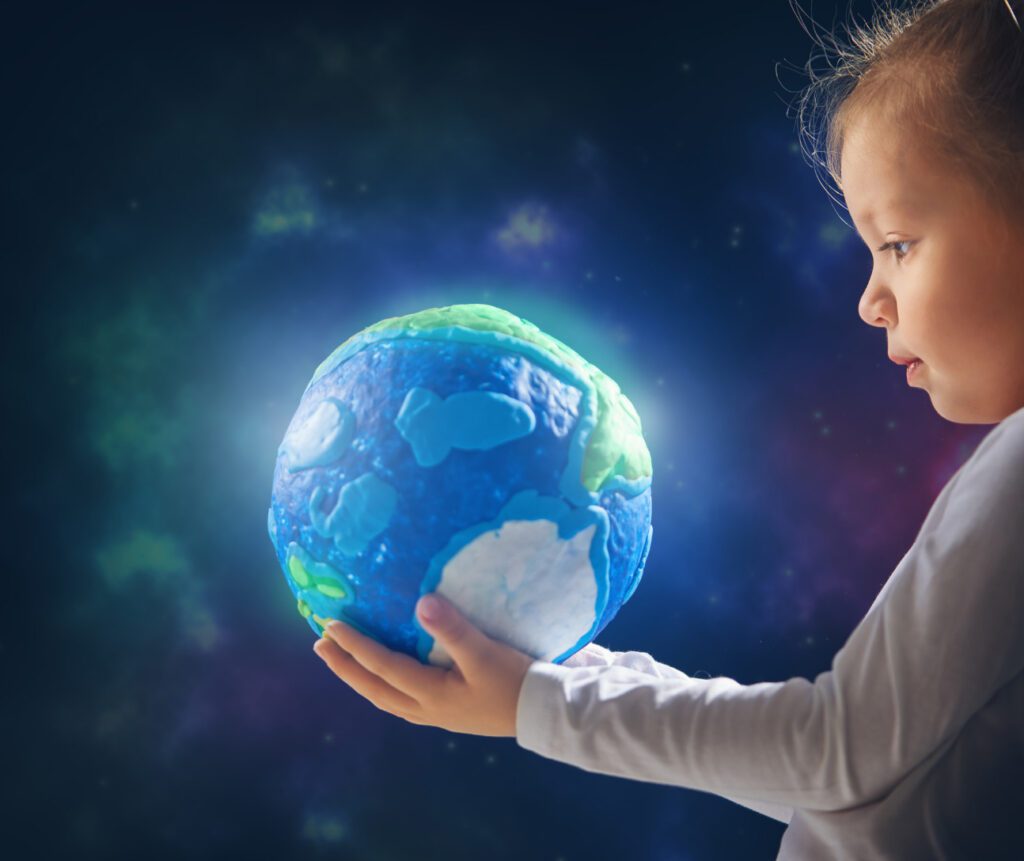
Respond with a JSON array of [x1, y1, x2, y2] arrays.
[[516, 404, 1024, 860]]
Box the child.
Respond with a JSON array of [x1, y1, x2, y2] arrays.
[[517, 1, 1024, 857], [314, 2, 1024, 857]]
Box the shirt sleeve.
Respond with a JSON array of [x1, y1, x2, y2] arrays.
[[516, 412, 1024, 813], [561, 643, 794, 825]]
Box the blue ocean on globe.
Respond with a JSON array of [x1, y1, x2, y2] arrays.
[[267, 303, 653, 667]]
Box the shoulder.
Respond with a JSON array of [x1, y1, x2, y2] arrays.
[[963, 410, 1024, 488], [937, 410, 1024, 543], [996, 404, 1024, 449]]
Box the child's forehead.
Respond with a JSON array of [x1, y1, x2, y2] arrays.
[[841, 120, 929, 184], [840, 121, 951, 222]]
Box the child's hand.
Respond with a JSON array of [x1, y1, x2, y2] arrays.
[[312, 593, 537, 738]]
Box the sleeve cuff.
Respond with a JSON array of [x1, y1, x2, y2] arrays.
[[515, 659, 578, 756]]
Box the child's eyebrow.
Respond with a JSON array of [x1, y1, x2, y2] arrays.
[[850, 196, 925, 230]]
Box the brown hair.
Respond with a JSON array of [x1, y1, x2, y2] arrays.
[[787, 0, 1024, 226]]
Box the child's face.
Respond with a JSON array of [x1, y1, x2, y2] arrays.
[[840, 116, 1024, 424]]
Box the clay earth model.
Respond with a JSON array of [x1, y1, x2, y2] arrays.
[[268, 303, 653, 668]]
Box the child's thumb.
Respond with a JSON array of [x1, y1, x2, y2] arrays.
[[416, 593, 492, 668]]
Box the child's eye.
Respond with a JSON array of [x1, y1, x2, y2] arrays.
[[878, 240, 913, 263]]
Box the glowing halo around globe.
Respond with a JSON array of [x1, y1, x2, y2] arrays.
[[267, 303, 654, 668]]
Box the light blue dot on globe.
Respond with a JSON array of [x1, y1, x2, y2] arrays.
[[267, 303, 654, 667]]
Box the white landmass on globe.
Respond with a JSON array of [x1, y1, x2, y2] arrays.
[[427, 518, 599, 667]]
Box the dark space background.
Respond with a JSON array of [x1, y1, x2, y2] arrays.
[[5, 1, 994, 858]]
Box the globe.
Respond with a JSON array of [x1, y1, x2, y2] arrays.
[[267, 303, 653, 668]]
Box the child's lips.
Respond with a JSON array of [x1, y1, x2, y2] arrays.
[[888, 353, 920, 366]]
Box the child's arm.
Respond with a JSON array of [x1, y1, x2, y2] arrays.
[[516, 410, 1024, 813], [563, 643, 794, 825], [562, 642, 689, 678]]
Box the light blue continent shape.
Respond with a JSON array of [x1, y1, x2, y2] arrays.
[[309, 472, 399, 557], [279, 396, 356, 472], [394, 386, 536, 467]]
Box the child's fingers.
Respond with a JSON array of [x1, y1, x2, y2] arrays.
[[313, 637, 422, 716], [322, 619, 448, 703]]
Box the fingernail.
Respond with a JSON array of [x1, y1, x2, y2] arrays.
[[418, 595, 441, 621]]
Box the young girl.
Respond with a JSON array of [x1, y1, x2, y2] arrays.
[[314, 1, 1024, 857]]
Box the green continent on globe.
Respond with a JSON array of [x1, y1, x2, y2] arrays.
[[309, 303, 651, 494], [286, 542, 355, 633]]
